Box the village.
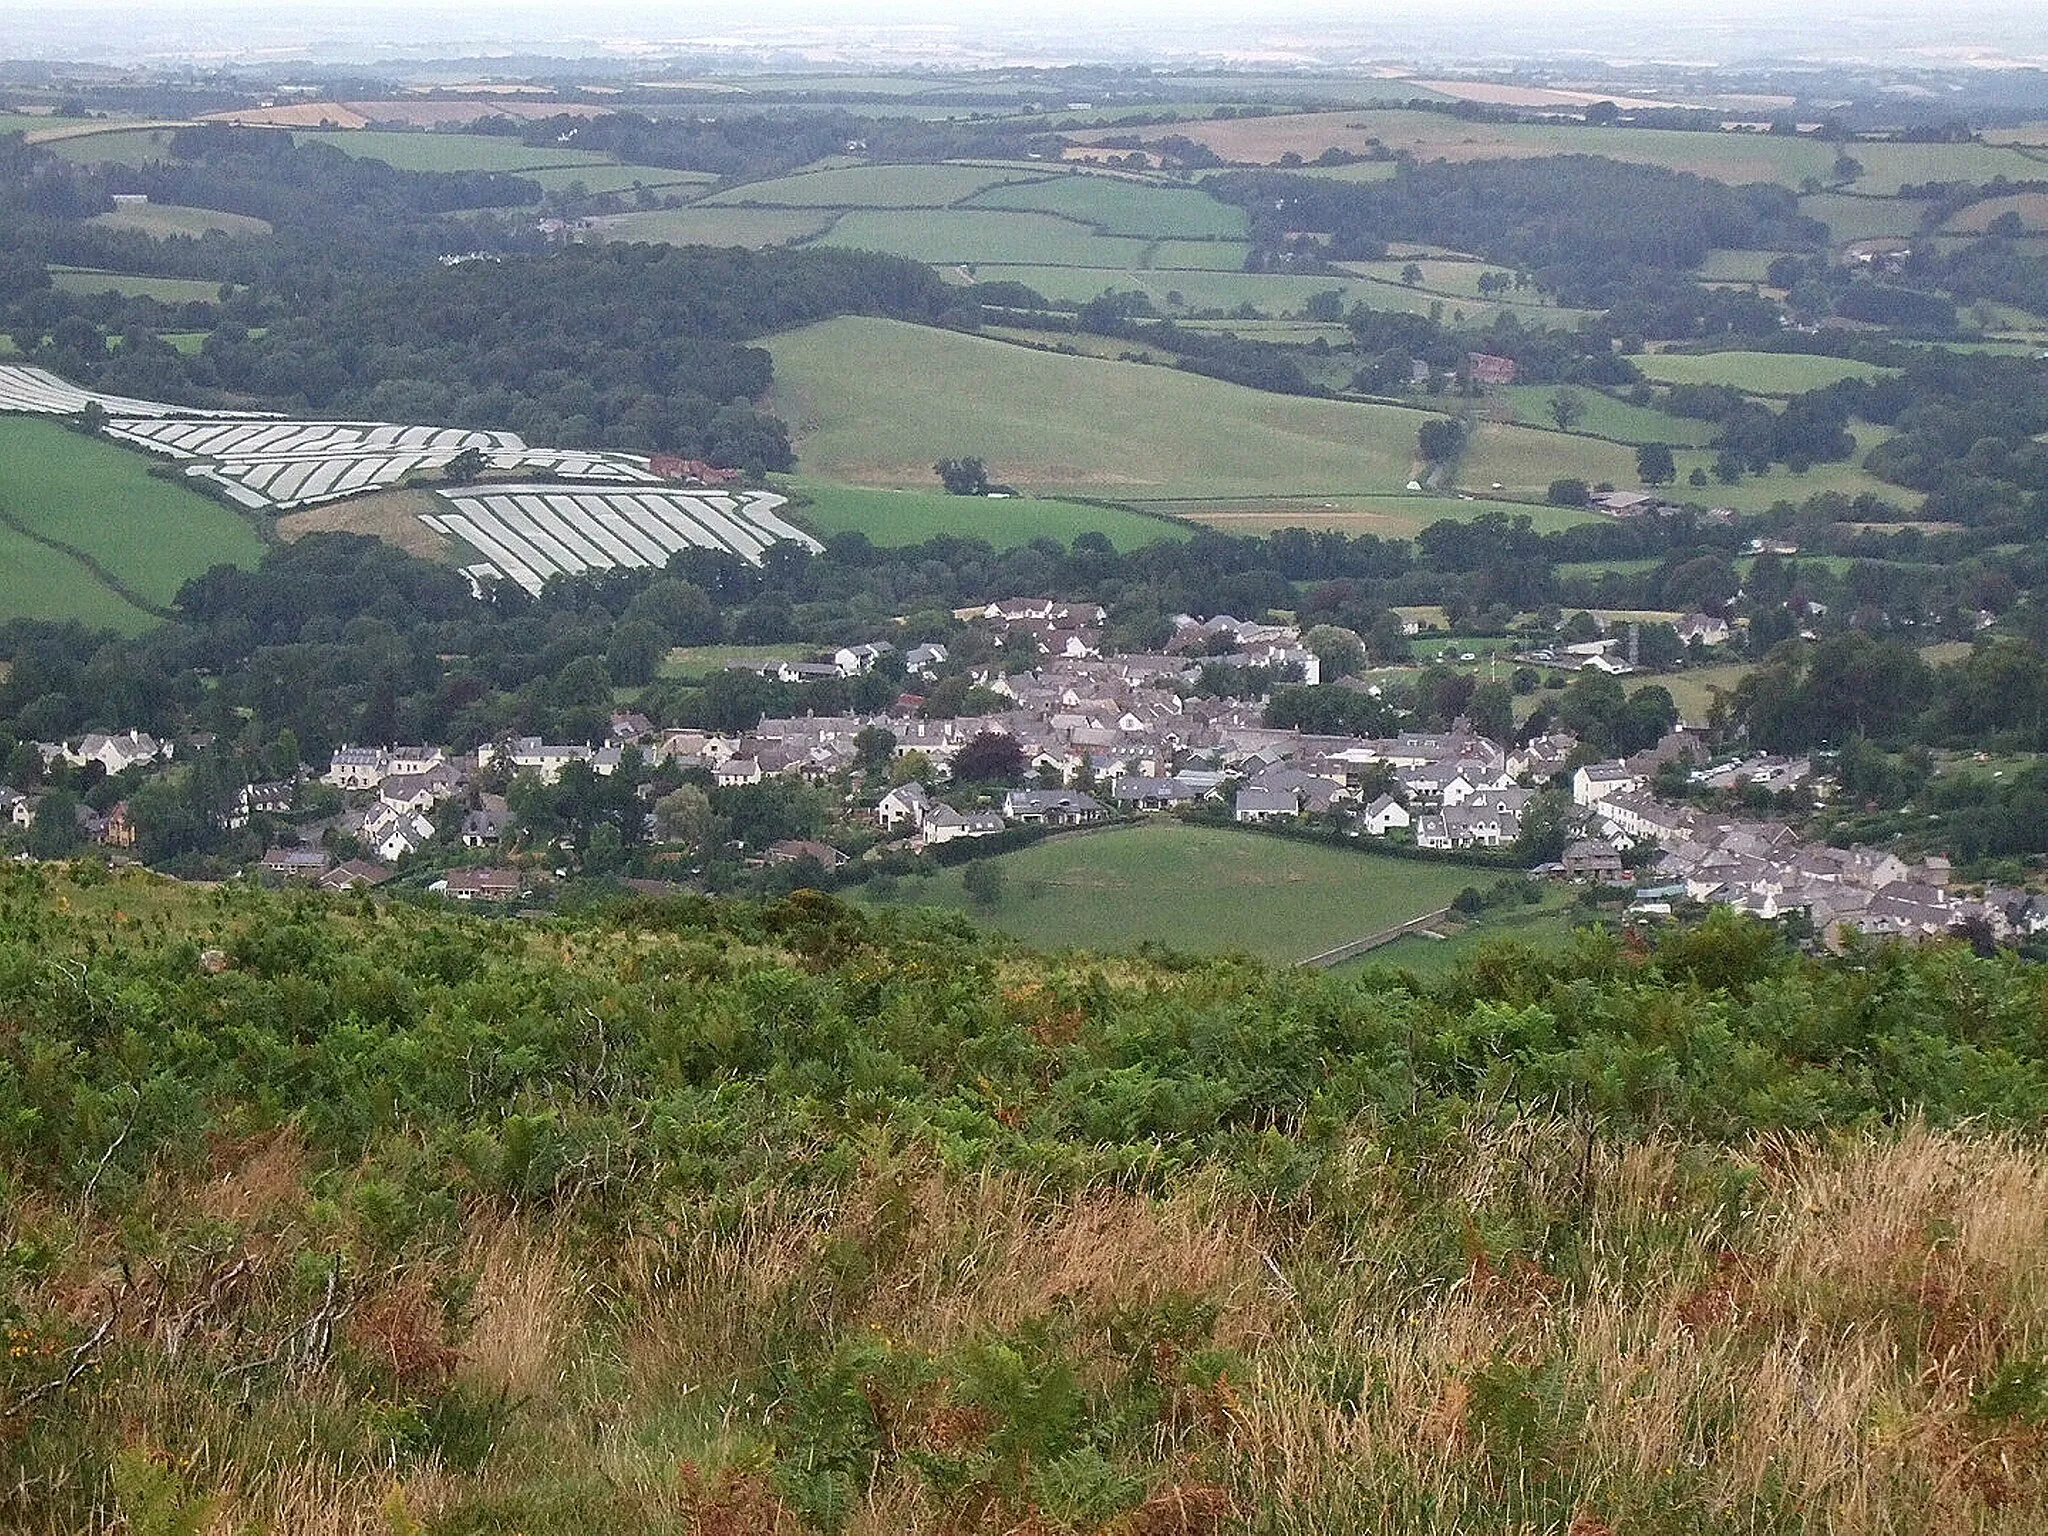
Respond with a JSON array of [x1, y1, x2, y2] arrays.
[[1, 595, 2027, 950]]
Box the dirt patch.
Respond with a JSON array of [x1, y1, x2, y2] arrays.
[[275, 488, 454, 562]]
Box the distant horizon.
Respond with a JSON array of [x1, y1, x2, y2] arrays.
[[4, 0, 2048, 73]]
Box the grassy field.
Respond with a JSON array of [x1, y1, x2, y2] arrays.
[[1632, 350, 1898, 395], [1945, 192, 2048, 234], [656, 643, 812, 679], [47, 268, 229, 303], [1495, 385, 1721, 447], [291, 129, 614, 175], [1352, 888, 1579, 974], [592, 206, 838, 248], [703, 163, 1039, 207], [783, 478, 1187, 549], [963, 174, 1249, 238], [1665, 447, 1919, 511], [0, 416, 267, 607], [518, 164, 719, 196], [866, 821, 1492, 962], [1168, 494, 1595, 537], [1698, 248, 1786, 282], [1652, 661, 1760, 723], [1799, 192, 1921, 245], [1459, 421, 1640, 500], [88, 203, 272, 239], [39, 127, 186, 166], [817, 208, 1165, 267], [0, 520, 158, 632], [767, 316, 1631, 501]]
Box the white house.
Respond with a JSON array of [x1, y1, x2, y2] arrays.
[[1572, 763, 1641, 807], [878, 782, 933, 831], [1359, 794, 1411, 837]]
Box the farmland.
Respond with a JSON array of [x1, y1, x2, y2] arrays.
[[88, 203, 272, 239], [1495, 385, 1722, 446], [1166, 494, 1594, 538], [782, 478, 1186, 550], [700, 162, 1040, 208], [0, 520, 158, 632], [291, 129, 617, 175], [0, 415, 267, 609], [817, 208, 1165, 267], [1631, 350, 1899, 394], [593, 206, 836, 249], [865, 821, 1488, 962], [767, 315, 1632, 501], [47, 268, 230, 303]]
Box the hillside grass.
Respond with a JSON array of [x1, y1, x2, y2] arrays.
[[0, 521, 158, 631], [292, 129, 614, 174], [782, 478, 1186, 550], [767, 315, 1631, 501], [0, 416, 267, 606], [47, 268, 229, 303], [867, 821, 1488, 961], [87, 203, 272, 239], [39, 127, 185, 166], [1632, 350, 1898, 395], [1495, 385, 1721, 447], [817, 208, 1164, 267], [703, 163, 1041, 207], [963, 174, 1249, 238], [592, 205, 838, 248]]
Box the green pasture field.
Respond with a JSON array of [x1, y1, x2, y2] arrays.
[[593, 206, 837, 248], [979, 327, 1175, 364], [967, 263, 1586, 325], [655, 643, 813, 680], [867, 821, 1492, 963], [89, 203, 272, 239], [1342, 257, 1519, 298], [1631, 351, 1897, 395], [41, 127, 186, 166], [703, 163, 1040, 207], [1350, 889, 1578, 975], [1799, 192, 1920, 245], [158, 333, 208, 356], [1944, 193, 2048, 234], [0, 416, 266, 607], [1165, 493, 1594, 538], [0, 521, 158, 633], [518, 164, 719, 195], [1555, 556, 1666, 579], [1459, 421, 1640, 501], [1650, 662, 1761, 724], [1698, 249, 1785, 282], [962, 174, 1249, 238], [1142, 238, 1256, 270], [1496, 385, 1721, 447], [781, 478, 1186, 550], [48, 268, 228, 303], [1663, 448, 1920, 511], [291, 130, 611, 175], [817, 208, 1159, 267], [767, 315, 1629, 501]]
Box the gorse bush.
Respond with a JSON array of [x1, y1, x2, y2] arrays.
[[6, 865, 2048, 1532]]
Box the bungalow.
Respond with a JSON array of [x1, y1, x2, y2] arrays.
[[317, 859, 391, 892], [765, 838, 848, 870], [68, 730, 165, 776], [1562, 839, 1627, 880], [1112, 776, 1199, 812], [1001, 788, 1108, 826], [261, 845, 331, 880], [438, 867, 524, 901], [920, 804, 1006, 847], [1233, 786, 1299, 823]]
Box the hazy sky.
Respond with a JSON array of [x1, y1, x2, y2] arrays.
[[3, 0, 2046, 68]]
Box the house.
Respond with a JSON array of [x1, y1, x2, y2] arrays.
[[1233, 786, 1299, 823], [877, 782, 933, 831], [317, 859, 391, 892], [261, 845, 331, 880], [904, 643, 949, 677], [608, 711, 654, 744], [832, 642, 894, 676], [232, 781, 296, 826], [713, 757, 763, 788], [1359, 794, 1411, 837], [1563, 839, 1627, 880], [363, 805, 437, 863], [96, 802, 137, 848], [1112, 776, 1199, 812], [380, 767, 461, 814], [498, 738, 590, 783], [0, 789, 33, 828], [460, 795, 511, 849], [1573, 763, 1641, 806], [765, 838, 848, 870], [919, 804, 1006, 847], [323, 746, 389, 791], [1001, 788, 1108, 826], [1674, 613, 1732, 648], [68, 731, 164, 776], [438, 867, 524, 901], [1591, 491, 1656, 518]]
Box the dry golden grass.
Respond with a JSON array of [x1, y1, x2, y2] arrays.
[[274, 488, 455, 562]]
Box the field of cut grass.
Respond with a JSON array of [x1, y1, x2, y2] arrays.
[[89, 203, 272, 239], [869, 821, 1491, 962], [48, 268, 229, 303], [1632, 350, 1897, 395], [656, 643, 813, 680], [769, 316, 1623, 501], [1799, 192, 1921, 245], [291, 129, 612, 175], [0, 521, 158, 632], [781, 478, 1186, 550], [818, 208, 1163, 267], [593, 206, 837, 248], [40, 127, 186, 166], [1458, 421, 1639, 501], [704, 163, 1038, 207], [1495, 386, 1721, 447], [1169, 493, 1595, 537], [1698, 248, 1787, 282], [0, 416, 266, 607], [1651, 661, 1761, 724], [1666, 448, 1920, 512], [963, 174, 1249, 238], [1943, 192, 2048, 234]]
